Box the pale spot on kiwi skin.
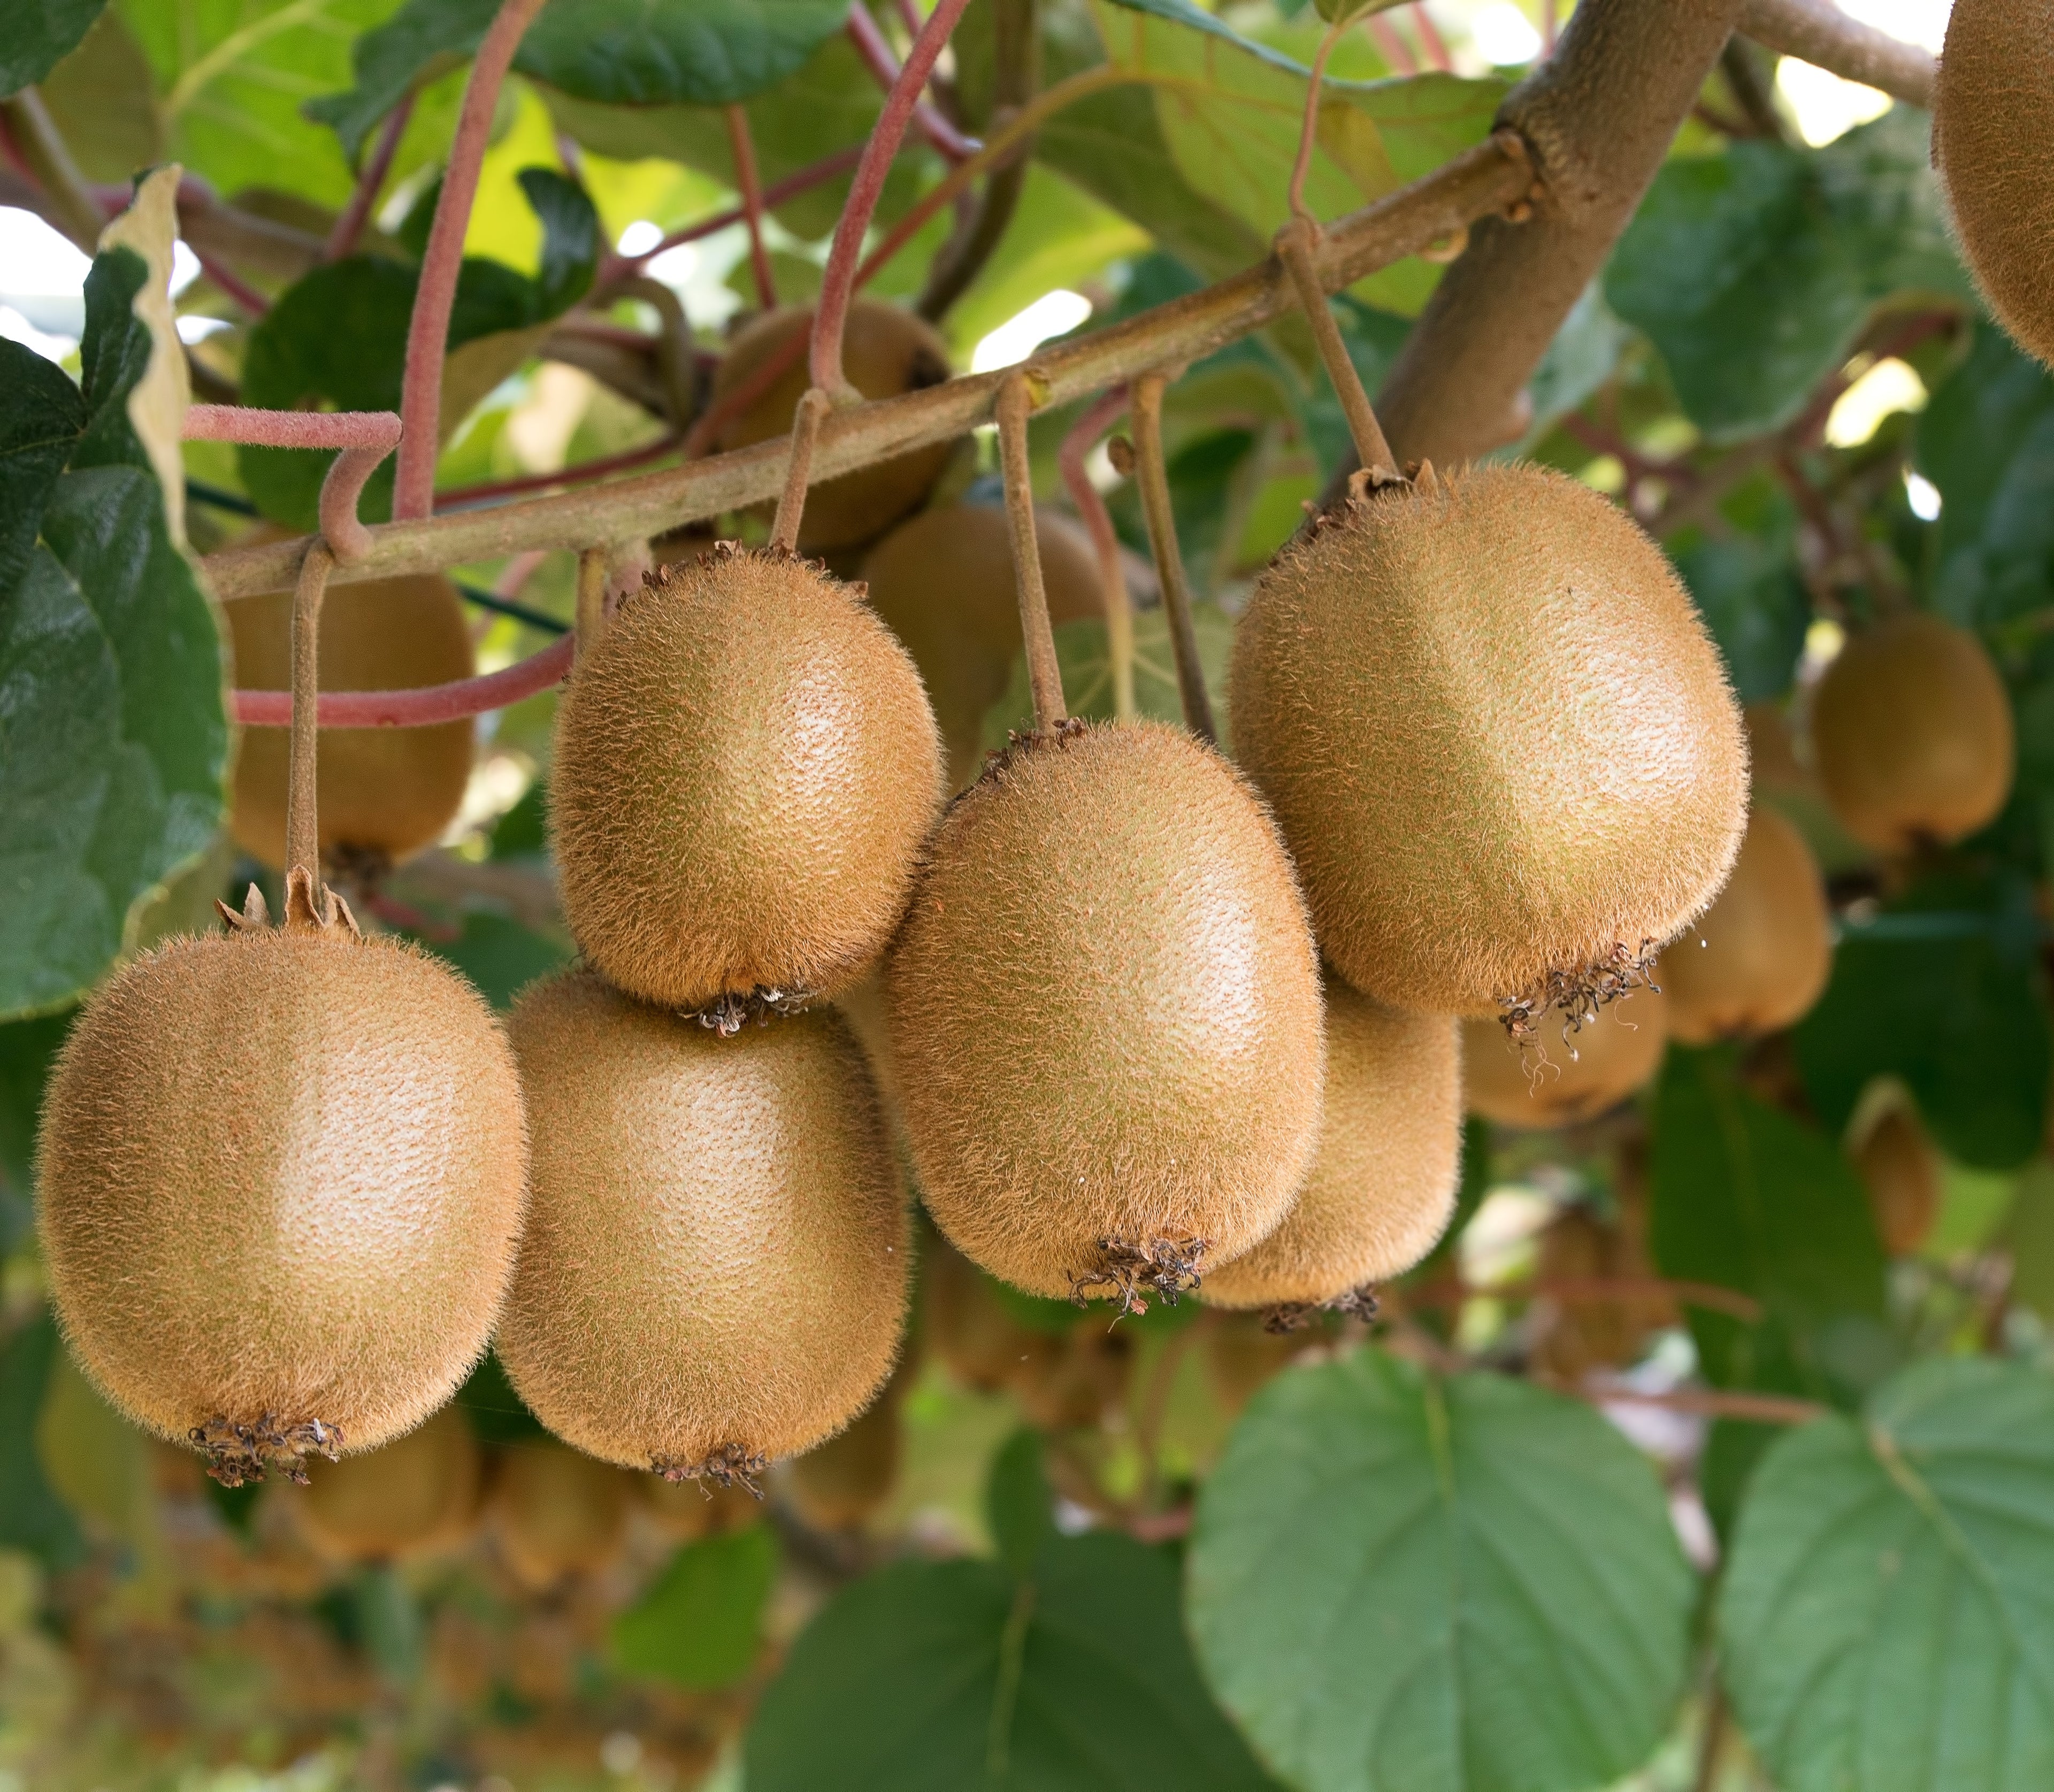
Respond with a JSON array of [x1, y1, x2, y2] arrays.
[[1069, 1235, 1210, 1317], [191, 1413, 344, 1487], [653, 1442, 770, 1498]]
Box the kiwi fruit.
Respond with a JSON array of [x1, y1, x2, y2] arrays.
[[294, 1405, 481, 1563], [1201, 980, 1461, 1314], [861, 503, 1108, 787], [35, 896, 529, 1483], [1934, 0, 2054, 367], [1013, 1322, 1136, 1432], [495, 971, 910, 1486], [923, 1233, 1049, 1391], [1462, 989, 1669, 1130], [226, 533, 476, 876], [1231, 462, 1748, 1019], [550, 546, 943, 1017], [887, 720, 1325, 1305], [711, 298, 954, 551], [786, 1383, 905, 1532], [1810, 611, 2014, 852], [488, 1439, 632, 1589], [1204, 1315, 1304, 1418], [639, 1471, 762, 1543], [1528, 1206, 1672, 1381], [1854, 1104, 1942, 1257], [1660, 806, 1833, 1043]]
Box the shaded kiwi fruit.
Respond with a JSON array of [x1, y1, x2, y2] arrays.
[[1854, 1104, 1942, 1257], [227, 529, 475, 875], [295, 1405, 481, 1563], [1811, 611, 2013, 852], [1203, 981, 1460, 1315], [1935, 0, 2054, 366], [1013, 1322, 1136, 1432], [1528, 1206, 1673, 1381], [1661, 806, 1832, 1043], [1232, 463, 1747, 1018], [1462, 989, 1668, 1129], [862, 502, 1108, 787], [496, 971, 910, 1485], [711, 298, 953, 551], [489, 1439, 632, 1589], [888, 720, 1324, 1305], [786, 1305, 923, 1530], [551, 545, 942, 1017], [35, 889, 528, 1482], [639, 1473, 760, 1543], [923, 1233, 1047, 1391], [1205, 1315, 1304, 1418]]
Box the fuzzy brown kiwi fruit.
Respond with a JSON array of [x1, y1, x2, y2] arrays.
[[226, 529, 474, 876], [295, 1405, 481, 1563], [550, 546, 942, 1017], [489, 1439, 632, 1589], [1528, 1206, 1673, 1381], [861, 503, 1108, 788], [35, 903, 528, 1483], [1810, 612, 2014, 852], [1231, 463, 1748, 1019], [923, 1233, 1048, 1391], [887, 720, 1325, 1306], [496, 971, 909, 1486], [1660, 806, 1832, 1043], [786, 1302, 923, 1531], [1201, 981, 1460, 1314], [1854, 1104, 1942, 1257], [1934, 0, 2054, 367], [1462, 989, 1668, 1129], [711, 298, 954, 551]]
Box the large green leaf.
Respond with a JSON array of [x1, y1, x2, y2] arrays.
[[1187, 1348, 1694, 1792], [0, 1010, 71, 1249], [1607, 109, 1974, 444], [1720, 1357, 2054, 1792], [302, 0, 498, 160], [1668, 480, 1812, 704], [1, 0, 108, 97], [612, 1524, 777, 1689]]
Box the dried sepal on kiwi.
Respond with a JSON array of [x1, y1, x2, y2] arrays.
[[1069, 1233, 1210, 1316], [653, 1442, 771, 1498], [1262, 1285, 1380, 1336]]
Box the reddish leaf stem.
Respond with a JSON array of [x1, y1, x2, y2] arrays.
[[189, 245, 271, 316], [1410, 2, 1455, 72], [724, 104, 778, 311], [844, 2, 978, 164], [435, 433, 683, 509], [233, 632, 575, 729], [324, 94, 415, 263], [606, 146, 865, 282], [1366, 14, 1421, 75], [1289, 12, 1352, 225], [183, 405, 402, 562]]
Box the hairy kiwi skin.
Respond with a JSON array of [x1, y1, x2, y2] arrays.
[[36, 926, 528, 1458], [489, 1440, 632, 1589], [1811, 612, 2014, 852], [296, 1405, 481, 1562], [1232, 463, 1748, 1017], [496, 972, 910, 1478], [228, 561, 475, 871], [712, 299, 954, 551], [1202, 982, 1460, 1310], [861, 503, 1108, 788], [1661, 806, 1831, 1043], [1935, 0, 2054, 366], [887, 720, 1325, 1301], [1462, 989, 1668, 1129], [550, 548, 943, 1012]]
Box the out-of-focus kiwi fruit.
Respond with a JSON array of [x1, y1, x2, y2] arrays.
[[1811, 611, 2014, 852], [638, 1473, 761, 1544], [1854, 1103, 1943, 1257], [1661, 806, 1833, 1043], [1231, 463, 1747, 1017], [1011, 1323, 1136, 1432], [550, 546, 943, 1013], [1528, 1206, 1673, 1382], [1462, 990, 1669, 1130], [489, 1439, 632, 1589], [295, 1405, 481, 1562], [786, 1312, 925, 1532], [710, 298, 953, 551], [888, 720, 1324, 1304], [923, 1234, 1051, 1391], [1204, 1315, 1305, 1418]]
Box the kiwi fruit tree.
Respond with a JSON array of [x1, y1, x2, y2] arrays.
[[15, 3, 2054, 1785]]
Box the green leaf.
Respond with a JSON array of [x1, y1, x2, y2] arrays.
[[613, 1525, 778, 1689], [0, 1314, 85, 1571], [985, 1429, 1055, 1579], [0, 1010, 71, 1250], [1186, 1348, 1695, 1792], [519, 0, 847, 106], [453, 1351, 549, 1445], [1607, 110, 1974, 444], [30, 7, 159, 184], [0, 339, 88, 591], [0, 0, 108, 97], [1668, 482, 1812, 703], [1794, 872, 2052, 1171], [747, 1527, 1275, 1791], [302, 0, 499, 161], [1720, 1357, 2054, 1792]]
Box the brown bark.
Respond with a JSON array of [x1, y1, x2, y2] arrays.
[[1740, 0, 1934, 108]]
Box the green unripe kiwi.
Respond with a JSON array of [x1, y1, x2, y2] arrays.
[[1231, 463, 1748, 1017], [35, 918, 528, 1478], [496, 971, 910, 1484], [712, 298, 954, 551], [887, 720, 1325, 1303], [1201, 981, 1460, 1312], [1935, 0, 2054, 366], [295, 1405, 481, 1563], [1462, 990, 1668, 1130], [550, 547, 944, 1014], [489, 1439, 632, 1589]]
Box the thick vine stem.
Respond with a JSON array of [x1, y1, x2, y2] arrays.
[[1738, 0, 1934, 108], [574, 545, 608, 659], [205, 136, 1532, 602], [285, 541, 335, 904], [996, 372, 1067, 735], [1131, 373, 1217, 744], [1057, 386, 1136, 720], [1274, 217, 1398, 480], [770, 388, 834, 553], [844, 2, 979, 165]]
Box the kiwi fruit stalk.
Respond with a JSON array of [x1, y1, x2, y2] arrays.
[[550, 545, 944, 1021], [295, 1404, 481, 1563], [488, 1439, 633, 1590], [1810, 611, 2014, 853], [887, 719, 1326, 1308], [1201, 980, 1461, 1320], [1934, 0, 2054, 367], [496, 971, 910, 1488], [1231, 462, 1748, 1023], [1462, 988, 1669, 1130], [1853, 1103, 1942, 1257], [36, 873, 530, 1485], [711, 298, 954, 552], [1661, 806, 1833, 1043]]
